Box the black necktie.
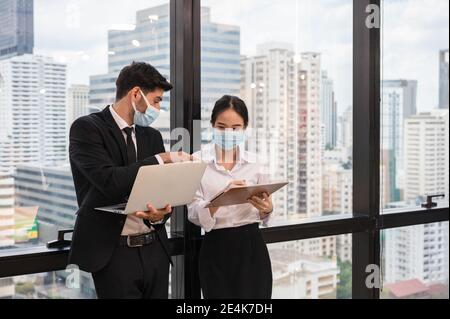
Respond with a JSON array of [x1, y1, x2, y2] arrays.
[[124, 127, 155, 229], [123, 127, 136, 165]]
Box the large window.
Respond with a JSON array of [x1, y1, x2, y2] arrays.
[[381, 222, 449, 299], [0, 0, 448, 300], [380, 0, 449, 210], [200, 0, 353, 225], [0, 0, 171, 299]]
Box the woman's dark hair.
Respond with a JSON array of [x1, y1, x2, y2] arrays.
[[210, 95, 249, 128], [115, 61, 173, 101]]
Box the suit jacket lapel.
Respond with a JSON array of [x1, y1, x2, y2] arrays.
[[101, 106, 128, 165]]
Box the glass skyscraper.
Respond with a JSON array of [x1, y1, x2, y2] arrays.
[[0, 0, 34, 59]]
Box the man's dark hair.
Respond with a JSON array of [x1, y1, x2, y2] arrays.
[[115, 61, 173, 101]]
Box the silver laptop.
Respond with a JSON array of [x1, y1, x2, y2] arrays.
[[96, 162, 207, 215]]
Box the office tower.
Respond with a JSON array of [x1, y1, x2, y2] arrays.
[[67, 85, 90, 127], [89, 4, 240, 145], [14, 164, 96, 298], [0, 0, 34, 59], [381, 80, 417, 203], [240, 42, 298, 220], [439, 49, 449, 109], [14, 165, 78, 241], [321, 71, 337, 150], [385, 110, 449, 285]]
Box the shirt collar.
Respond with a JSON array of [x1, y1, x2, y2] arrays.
[[109, 105, 135, 132]]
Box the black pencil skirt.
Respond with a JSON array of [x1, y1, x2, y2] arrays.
[[199, 223, 273, 299]]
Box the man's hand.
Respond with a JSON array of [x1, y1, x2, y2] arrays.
[[134, 203, 172, 223], [159, 152, 193, 164]]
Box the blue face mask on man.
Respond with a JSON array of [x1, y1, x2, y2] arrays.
[[132, 89, 160, 127], [212, 129, 246, 151]]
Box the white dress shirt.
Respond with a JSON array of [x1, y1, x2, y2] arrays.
[[109, 106, 163, 236], [187, 144, 272, 233]]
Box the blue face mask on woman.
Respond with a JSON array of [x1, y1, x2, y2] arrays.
[[132, 89, 160, 127], [212, 129, 246, 151]]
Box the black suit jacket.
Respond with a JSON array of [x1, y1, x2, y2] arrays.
[[68, 106, 167, 273]]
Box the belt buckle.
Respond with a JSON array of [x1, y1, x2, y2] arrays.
[[127, 235, 144, 248]]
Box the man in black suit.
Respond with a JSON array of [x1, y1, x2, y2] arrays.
[[69, 62, 191, 299]]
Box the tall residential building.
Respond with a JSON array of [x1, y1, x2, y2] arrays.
[[337, 105, 352, 160], [0, 0, 34, 59], [0, 54, 67, 248], [89, 4, 240, 145], [384, 110, 449, 285], [0, 54, 67, 165], [240, 42, 298, 220], [241, 48, 324, 221], [439, 49, 449, 109], [298, 52, 323, 219], [403, 111, 449, 203], [67, 85, 90, 128], [321, 71, 337, 150], [322, 156, 352, 262], [381, 80, 417, 203]]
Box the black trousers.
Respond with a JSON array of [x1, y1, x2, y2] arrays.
[[92, 238, 170, 299], [199, 223, 273, 299]]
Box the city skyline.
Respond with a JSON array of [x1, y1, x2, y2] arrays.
[[31, 0, 449, 115]]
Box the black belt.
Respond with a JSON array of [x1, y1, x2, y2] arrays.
[[119, 232, 158, 248]]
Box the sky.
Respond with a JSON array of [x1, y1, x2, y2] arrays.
[[33, 0, 449, 114]]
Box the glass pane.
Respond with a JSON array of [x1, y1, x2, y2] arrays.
[[380, 0, 449, 210], [269, 234, 352, 299], [200, 0, 353, 225], [381, 222, 449, 299], [0, 0, 171, 250]]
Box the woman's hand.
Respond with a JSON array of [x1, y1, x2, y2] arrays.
[[248, 193, 273, 219]]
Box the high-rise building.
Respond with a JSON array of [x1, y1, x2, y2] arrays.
[[0, 54, 67, 249], [0, 54, 67, 166], [67, 85, 90, 128], [381, 80, 417, 203], [0, 0, 34, 59], [240, 42, 298, 219], [298, 52, 323, 219], [384, 110, 449, 286], [337, 105, 352, 160], [241, 48, 324, 221], [321, 71, 337, 150], [403, 111, 449, 203], [14, 165, 78, 242], [439, 49, 449, 109], [89, 4, 240, 146], [322, 155, 352, 262]]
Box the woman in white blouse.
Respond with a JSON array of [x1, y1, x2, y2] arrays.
[[188, 95, 273, 299]]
